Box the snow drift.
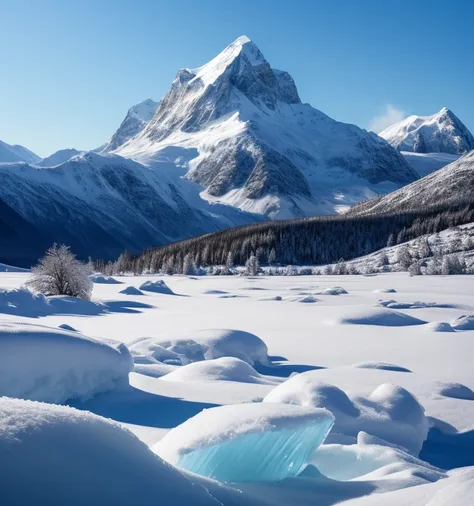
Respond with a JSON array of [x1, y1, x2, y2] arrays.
[[263, 375, 429, 455], [0, 321, 133, 403], [154, 403, 334, 482], [0, 397, 217, 506]]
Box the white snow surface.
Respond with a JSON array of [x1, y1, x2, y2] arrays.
[[1, 271, 474, 504], [0, 320, 133, 403], [0, 397, 218, 506]]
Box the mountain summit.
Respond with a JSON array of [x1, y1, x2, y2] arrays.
[[380, 108, 474, 155], [116, 36, 417, 218]]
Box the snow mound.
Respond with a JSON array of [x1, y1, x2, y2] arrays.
[[264, 375, 428, 455], [154, 403, 334, 482], [192, 328, 270, 366], [312, 438, 444, 482], [424, 321, 455, 332], [435, 381, 474, 400], [89, 274, 122, 284], [264, 378, 359, 417], [451, 314, 474, 330], [204, 289, 229, 295], [316, 287, 348, 295], [162, 357, 275, 384], [0, 321, 133, 403], [373, 288, 397, 293], [377, 299, 451, 309], [0, 398, 217, 506], [325, 307, 426, 327], [258, 295, 283, 301], [58, 323, 77, 332], [352, 361, 411, 372], [119, 285, 145, 295], [139, 279, 175, 295], [0, 287, 49, 315], [129, 339, 188, 366], [291, 295, 319, 303], [131, 329, 269, 368], [134, 362, 178, 378]]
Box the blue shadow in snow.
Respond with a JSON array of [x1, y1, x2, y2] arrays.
[[69, 385, 216, 428], [255, 361, 325, 378]]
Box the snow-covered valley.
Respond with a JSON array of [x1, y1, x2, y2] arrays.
[[1, 270, 474, 505]]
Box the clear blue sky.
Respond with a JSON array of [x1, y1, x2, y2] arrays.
[[1, 0, 473, 157]]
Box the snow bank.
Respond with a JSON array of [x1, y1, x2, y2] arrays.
[[119, 285, 145, 295], [0, 321, 133, 403], [435, 381, 474, 400], [352, 361, 411, 372], [89, 274, 122, 284], [263, 375, 429, 455], [0, 398, 217, 506], [424, 321, 455, 332], [0, 287, 49, 316], [312, 436, 444, 482], [315, 286, 348, 295], [139, 279, 175, 294], [132, 329, 270, 367], [154, 403, 334, 482], [325, 307, 426, 327], [451, 314, 474, 330], [161, 357, 275, 384]]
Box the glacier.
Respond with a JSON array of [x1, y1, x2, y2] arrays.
[[154, 403, 334, 482]]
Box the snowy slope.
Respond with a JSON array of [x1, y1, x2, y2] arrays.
[[0, 140, 41, 164], [100, 98, 160, 153], [380, 108, 474, 155], [116, 36, 417, 218], [37, 148, 84, 167], [401, 151, 459, 178], [350, 150, 474, 215], [0, 151, 260, 264]]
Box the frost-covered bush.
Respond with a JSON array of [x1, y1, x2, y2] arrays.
[[408, 260, 423, 276], [245, 254, 260, 276], [26, 244, 93, 300], [396, 245, 412, 270], [441, 255, 466, 275]]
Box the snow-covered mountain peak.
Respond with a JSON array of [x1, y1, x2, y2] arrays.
[[380, 107, 474, 155], [100, 98, 160, 153]]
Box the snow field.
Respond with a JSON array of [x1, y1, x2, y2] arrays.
[[0, 271, 473, 504]]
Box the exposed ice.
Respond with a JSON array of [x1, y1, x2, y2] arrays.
[[154, 403, 334, 482], [0, 321, 133, 403]]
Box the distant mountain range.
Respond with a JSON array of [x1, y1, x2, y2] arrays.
[[0, 36, 472, 265]]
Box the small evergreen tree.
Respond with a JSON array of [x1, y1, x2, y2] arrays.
[[245, 254, 260, 276]]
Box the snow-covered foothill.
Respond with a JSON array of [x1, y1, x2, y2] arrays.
[[263, 375, 429, 455], [451, 314, 474, 331], [154, 403, 334, 482], [139, 279, 176, 295], [324, 307, 426, 327], [161, 357, 276, 384], [0, 321, 133, 403], [0, 397, 217, 506], [89, 274, 122, 284], [119, 285, 145, 295]]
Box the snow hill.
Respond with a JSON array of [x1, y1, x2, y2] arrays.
[[0, 139, 41, 164], [37, 148, 84, 167], [100, 98, 160, 153], [115, 36, 417, 218], [350, 150, 474, 215], [380, 108, 474, 155], [0, 151, 260, 265]]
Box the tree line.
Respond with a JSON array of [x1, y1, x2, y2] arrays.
[[94, 199, 474, 275]]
